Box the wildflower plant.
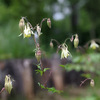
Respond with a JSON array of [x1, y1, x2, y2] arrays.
[[19, 17, 63, 93], [0, 16, 100, 95], [50, 34, 79, 59]]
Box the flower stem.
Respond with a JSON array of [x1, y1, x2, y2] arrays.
[[80, 78, 91, 87], [64, 38, 71, 43], [40, 18, 47, 28], [0, 87, 5, 94], [51, 39, 60, 46], [44, 71, 52, 87]]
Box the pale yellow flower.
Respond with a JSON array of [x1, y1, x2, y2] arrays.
[[74, 34, 79, 48], [5, 75, 13, 94], [23, 23, 33, 38], [90, 40, 99, 50], [61, 44, 71, 59]]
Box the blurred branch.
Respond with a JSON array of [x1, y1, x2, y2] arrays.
[[0, 87, 5, 94], [80, 78, 91, 87]]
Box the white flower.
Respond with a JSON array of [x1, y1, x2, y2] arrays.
[[23, 23, 33, 38], [90, 40, 99, 50], [37, 25, 42, 36], [61, 44, 71, 59]]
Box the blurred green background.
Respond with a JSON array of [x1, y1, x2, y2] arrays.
[[0, 0, 100, 59]]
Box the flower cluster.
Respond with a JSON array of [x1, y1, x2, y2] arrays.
[[50, 34, 79, 59], [19, 17, 34, 38], [19, 17, 51, 39]]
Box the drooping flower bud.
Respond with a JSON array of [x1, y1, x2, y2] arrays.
[[19, 18, 25, 34], [50, 41, 53, 48], [35, 49, 42, 62], [37, 25, 42, 36], [5, 75, 13, 94], [70, 35, 73, 42], [90, 79, 94, 87], [47, 18, 51, 28], [90, 40, 99, 50], [74, 34, 79, 48]]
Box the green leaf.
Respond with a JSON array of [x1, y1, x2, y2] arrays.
[[43, 68, 50, 72], [37, 65, 41, 70], [60, 65, 65, 68], [38, 83, 63, 94], [81, 73, 91, 78], [35, 69, 43, 76], [46, 87, 63, 94], [38, 82, 45, 89]]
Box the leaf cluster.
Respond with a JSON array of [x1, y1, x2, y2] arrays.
[[35, 65, 50, 76], [38, 82, 63, 94]]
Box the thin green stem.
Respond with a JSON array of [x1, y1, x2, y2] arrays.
[[51, 39, 60, 46], [44, 71, 52, 87], [40, 18, 47, 28], [40, 59, 44, 71], [33, 36, 37, 48], [64, 38, 71, 43]]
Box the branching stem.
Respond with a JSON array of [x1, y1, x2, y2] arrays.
[[80, 78, 91, 87]]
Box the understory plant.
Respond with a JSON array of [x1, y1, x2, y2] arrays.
[[0, 17, 100, 94]]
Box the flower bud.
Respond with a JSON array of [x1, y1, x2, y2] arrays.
[[74, 34, 79, 48], [70, 35, 73, 42], [90, 79, 94, 87], [35, 49, 42, 62], [50, 41, 53, 48], [37, 25, 42, 36], [47, 18, 51, 28], [19, 18, 25, 33], [5, 75, 13, 94]]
